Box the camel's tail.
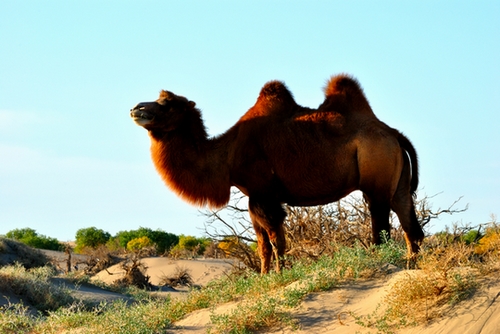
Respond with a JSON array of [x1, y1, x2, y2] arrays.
[[397, 132, 419, 196]]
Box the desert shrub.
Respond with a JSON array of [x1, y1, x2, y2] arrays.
[[170, 235, 211, 258], [218, 237, 243, 256], [203, 240, 225, 258], [147, 229, 180, 254], [5, 228, 63, 251], [112, 258, 152, 290], [104, 237, 123, 252], [159, 266, 194, 287], [32, 298, 173, 334], [461, 229, 481, 244], [203, 191, 468, 274], [126, 236, 152, 252], [217, 237, 260, 270], [114, 227, 179, 255], [0, 237, 50, 269], [475, 225, 500, 256], [374, 231, 408, 267], [355, 240, 480, 331], [0, 264, 75, 312], [0, 302, 35, 333], [82, 245, 122, 275], [179, 235, 209, 252], [74, 227, 111, 253], [178, 235, 199, 250]]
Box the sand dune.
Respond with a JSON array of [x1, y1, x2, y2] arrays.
[[2, 248, 500, 333], [170, 269, 500, 334], [92, 257, 237, 288]]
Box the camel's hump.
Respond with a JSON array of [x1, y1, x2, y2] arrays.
[[324, 74, 365, 97], [259, 80, 295, 103]]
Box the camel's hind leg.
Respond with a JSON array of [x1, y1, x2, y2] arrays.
[[364, 195, 392, 245], [248, 197, 286, 274], [391, 154, 425, 256]]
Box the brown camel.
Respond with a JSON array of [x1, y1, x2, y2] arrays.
[[130, 74, 425, 273]]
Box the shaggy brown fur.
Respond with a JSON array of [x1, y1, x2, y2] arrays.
[[130, 74, 424, 273]]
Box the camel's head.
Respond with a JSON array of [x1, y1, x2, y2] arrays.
[[130, 90, 197, 131]]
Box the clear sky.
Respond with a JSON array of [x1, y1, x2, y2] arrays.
[[1, 1, 499, 242]]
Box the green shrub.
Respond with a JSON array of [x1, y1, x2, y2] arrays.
[[114, 227, 179, 254], [170, 235, 211, 257], [461, 229, 481, 245], [74, 227, 111, 253], [5, 228, 63, 251]]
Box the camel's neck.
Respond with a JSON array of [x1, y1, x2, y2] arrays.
[[148, 119, 231, 209]]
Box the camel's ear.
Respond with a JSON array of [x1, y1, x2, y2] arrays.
[[188, 101, 196, 108], [159, 90, 173, 100]]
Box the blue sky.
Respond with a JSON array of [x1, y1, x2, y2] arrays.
[[1, 1, 499, 241]]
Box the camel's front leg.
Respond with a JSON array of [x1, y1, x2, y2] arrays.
[[253, 223, 273, 274], [249, 197, 287, 274]]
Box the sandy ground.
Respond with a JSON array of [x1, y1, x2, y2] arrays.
[[92, 257, 237, 288], [170, 269, 500, 334], [2, 249, 500, 333]]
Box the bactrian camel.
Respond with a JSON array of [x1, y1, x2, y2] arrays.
[[130, 74, 425, 273]]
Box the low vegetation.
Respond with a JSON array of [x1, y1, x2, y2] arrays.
[[354, 242, 484, 332], [1, 194, 496, 333], [4, 229, 63, 252], [0, 264, 75, 313], [1, 222, 499, 333], [0, 237, 50, 269]]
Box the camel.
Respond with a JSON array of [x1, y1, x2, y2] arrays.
[[130, 74, 425, 273]]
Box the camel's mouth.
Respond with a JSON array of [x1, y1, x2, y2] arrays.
[[130, 104, 154, 126]]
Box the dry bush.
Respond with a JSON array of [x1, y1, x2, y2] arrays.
[[158, 265, 193, 287], [285, 196, 377, 260], [112, 258, 152, 289], [82, 245, 123, 275], [202, 191, 467, 272], [359, 238, 482, 330], [217, 237, 261, 272], [356, 219, 500, 331], [203, 240, 226, 259], [201, 189, 469, 275], [132, 245, 157, 258], [202, 191, 261, 271], [169, 246, 202, 260]]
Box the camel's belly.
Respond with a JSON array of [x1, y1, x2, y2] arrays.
[[281, 185, 358, 207]]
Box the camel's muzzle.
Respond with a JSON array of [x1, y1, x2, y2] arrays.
[[130, 103, 154, 126]]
